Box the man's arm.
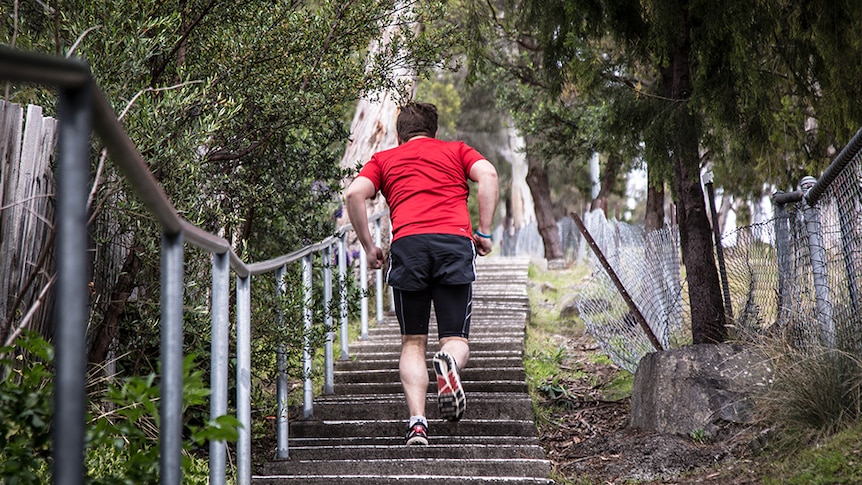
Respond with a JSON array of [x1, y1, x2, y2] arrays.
[[469, 159, 498, 256], [344, 176, 385, 269]]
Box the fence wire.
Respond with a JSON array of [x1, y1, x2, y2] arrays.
[[726, 149, 862, 352], [576, 211, 689, 372], [577, 134, 862, 372]]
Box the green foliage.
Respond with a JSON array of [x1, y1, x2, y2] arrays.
[[0, 333, 53, 484], [0, 333, 239, 483], [763, 422, 862, 484], [86, 353, 239, 484], [3, 2, 461, 443]]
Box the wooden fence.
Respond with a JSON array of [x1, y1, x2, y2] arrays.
[[0, 99, 57, 345]]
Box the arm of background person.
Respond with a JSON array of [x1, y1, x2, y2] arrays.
[[469, 159, 499, 256], [344, 176, 385, 269]]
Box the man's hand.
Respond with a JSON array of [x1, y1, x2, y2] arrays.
[[473, 234, 493, 256], [367, 245, 385, 269]]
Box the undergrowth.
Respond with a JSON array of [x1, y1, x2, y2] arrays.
[[525, 261, 862, 484]]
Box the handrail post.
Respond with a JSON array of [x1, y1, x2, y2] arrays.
[[323, 245, 335, 394], [360, 246, 369, 339], [274, 266, 289, 459], [338, 235, 349, 359], [53, 81, 90, 485], [773, 196, 792, 327], [374, 218, 384, 324], [800, 176, 835, 347], [209, 252, 230, 484], [302, 254, 315, 418], [236, 275, 252, 485], [159, 231, 184, 485]]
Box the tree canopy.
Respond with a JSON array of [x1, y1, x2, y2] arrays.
[[461, 0, 862, 343], [2, 0, 460, 366]]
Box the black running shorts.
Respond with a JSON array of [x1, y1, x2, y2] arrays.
[[386, 234, 476, 291], [386, 234, 476, 338]]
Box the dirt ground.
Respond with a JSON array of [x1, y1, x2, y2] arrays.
[[538, 334, 767, 484]]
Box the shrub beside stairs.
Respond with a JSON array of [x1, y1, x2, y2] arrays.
[[253, 257, 554, 484]]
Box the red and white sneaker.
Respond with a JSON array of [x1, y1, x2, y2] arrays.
[[433, 351, 466, 422], [405, 421, 428, 446]]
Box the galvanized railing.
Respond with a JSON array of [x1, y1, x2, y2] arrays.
[[770, 126, 862, 348], [0, 47, 389, 485]]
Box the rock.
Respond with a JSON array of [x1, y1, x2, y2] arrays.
[[560, 297, 612, 320], [629, 343, 772, 437], [559, 297, 579, 320]]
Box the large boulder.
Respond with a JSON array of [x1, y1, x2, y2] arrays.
[[629, 343, 772, 437]]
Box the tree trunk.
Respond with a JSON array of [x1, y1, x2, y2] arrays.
[[663, 10, 726, 344], [339, 1, 416, 225], [524, 139, 564, 263], [88, 244, 141, 365], [644, 165, 665, 233], [337, 1, 418, 268], [590, 152, 622, 214]]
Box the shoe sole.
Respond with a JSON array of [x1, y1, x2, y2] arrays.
[[405, 435, 428, 446], [433, 351, 466, 422]]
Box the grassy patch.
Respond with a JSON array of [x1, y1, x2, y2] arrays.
[[762, 422, 862, 484], [524, 262, 633, 417]]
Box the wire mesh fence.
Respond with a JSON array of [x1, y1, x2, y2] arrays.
[[574, 129, 862, 372], [726, 145, 862, 353], [575, 212, 689, 372]]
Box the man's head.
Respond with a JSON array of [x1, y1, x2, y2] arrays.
[[396, 102, 437, 142]]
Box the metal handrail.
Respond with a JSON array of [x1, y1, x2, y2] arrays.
[[771, 128, 862, 348], [1, 47, 389, 485]]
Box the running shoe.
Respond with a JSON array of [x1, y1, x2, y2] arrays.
[[405, 421, 428, 446], [433, 351, 466, 421]]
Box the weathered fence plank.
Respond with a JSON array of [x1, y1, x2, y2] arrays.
[[0, 100, 57, 343]]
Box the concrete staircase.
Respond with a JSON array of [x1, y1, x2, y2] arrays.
[[253, 257, 554, 484]]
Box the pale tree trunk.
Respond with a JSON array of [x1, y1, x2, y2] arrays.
[[500, 123, 534, 256], [338, 1, 418, 252]]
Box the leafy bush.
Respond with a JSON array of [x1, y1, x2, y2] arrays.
[[0, 333, 239, 483], [0, 332, 53, 484]]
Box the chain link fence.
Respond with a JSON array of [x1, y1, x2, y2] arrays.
[[572, 129, 862, 372], [575, 213, 689, 372]]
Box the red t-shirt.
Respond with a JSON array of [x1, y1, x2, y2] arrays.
[[357, 137, 486, 241]]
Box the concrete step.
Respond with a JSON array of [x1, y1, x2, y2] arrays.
[[367, 321, 528, 332], [336, 356, 525, 371], [311, 392, 534, 420], [341, 349, 524, 362], [287, 434, 544, 448], [261, 456, 551, 478], [348, 339, 526, 353], [333, 367, 526, 383], [288, 419, 540, 440], [280, 443, 547, 460], [332, 379, 527, 395], [358, 329, 527, 341], [253, 475, 554, 484]]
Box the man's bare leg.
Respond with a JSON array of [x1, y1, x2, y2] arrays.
[[439, 336, 470, 368], [434, 336, 469, 421], [400, 334, 429, 418]]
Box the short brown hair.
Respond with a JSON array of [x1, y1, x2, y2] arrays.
[[397, 102, 438, 141]]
